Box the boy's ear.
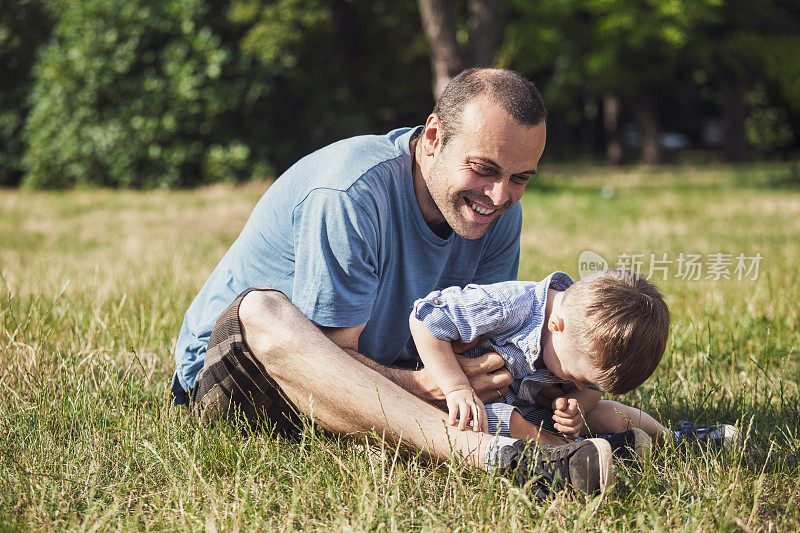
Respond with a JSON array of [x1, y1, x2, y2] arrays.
[[548, 315, 565, 333]]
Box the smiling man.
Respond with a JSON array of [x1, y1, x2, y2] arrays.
[[171, 68, 613, 497]]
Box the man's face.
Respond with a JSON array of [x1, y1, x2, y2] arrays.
[[422, 97, 547, 240]]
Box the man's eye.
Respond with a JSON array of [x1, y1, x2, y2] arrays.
[[470, 163, 492, 175], [512, 175, 531, 185]]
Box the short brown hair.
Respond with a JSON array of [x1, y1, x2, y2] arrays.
[[560, 269, 670, 394], [433, 68, 547, 148]]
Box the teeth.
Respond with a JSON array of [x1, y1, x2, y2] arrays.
[[467, 199, 496, 215]]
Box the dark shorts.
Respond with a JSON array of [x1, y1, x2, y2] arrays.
[[517, 405, 560, 434], [191, 287, 303, 434]]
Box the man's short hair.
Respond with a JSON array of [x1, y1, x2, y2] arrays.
[[433, 68, 547, 147], [560, 269, 671, 394]]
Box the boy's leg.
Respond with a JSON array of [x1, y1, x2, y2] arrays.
[[583, 400, 668, 441]]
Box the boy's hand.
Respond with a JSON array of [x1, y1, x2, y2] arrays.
[[551, 396, 586, 438], [446, 389, 488, 432]]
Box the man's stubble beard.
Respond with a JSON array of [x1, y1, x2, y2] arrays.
[[426, 152, 513, 241]]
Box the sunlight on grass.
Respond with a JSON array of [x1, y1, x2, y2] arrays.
[[1, 164, 798, 530]]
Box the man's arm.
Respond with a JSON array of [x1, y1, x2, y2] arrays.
[[318, 324, 512, 405]]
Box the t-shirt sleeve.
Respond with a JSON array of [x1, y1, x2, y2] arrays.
[[412, 284, 512, 343], [291, 188, 379, 327], [472, 202, 522, 284]]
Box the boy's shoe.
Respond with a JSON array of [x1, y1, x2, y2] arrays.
[[672, 422, 739, 450], [496, 438, 614, 499], [584, 428, 651, 460]]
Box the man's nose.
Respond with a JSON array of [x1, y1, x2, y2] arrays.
[[485, 179, 509, 207]]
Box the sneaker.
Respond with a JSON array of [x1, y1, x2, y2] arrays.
[[672, 422, 739, 450], [496, 438, 614, 499], [587, 428, 651, 460]]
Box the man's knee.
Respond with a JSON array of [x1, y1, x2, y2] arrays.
[[238, 288, 305, 356]]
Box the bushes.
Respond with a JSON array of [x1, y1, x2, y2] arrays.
[[0, 0, 52, 186], [18, 0, 431, 189], [23, 0, 253, 188]]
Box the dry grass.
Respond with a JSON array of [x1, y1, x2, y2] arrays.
[[1, 163, 799, 530]]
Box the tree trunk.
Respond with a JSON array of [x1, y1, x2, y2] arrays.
[[467, 0, 500, 67], [632, 94, 662, 165], [417, 0, 462, 99], [722, 79, 748, 162], [603, 94, 624, 165]]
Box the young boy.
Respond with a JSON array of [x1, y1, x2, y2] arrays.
[[410, 269, 736, 453]]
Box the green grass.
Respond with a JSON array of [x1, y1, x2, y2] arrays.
[[1, 164, 799, 530]]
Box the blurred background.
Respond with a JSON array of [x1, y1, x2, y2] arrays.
[[1, 0, 799, 189]]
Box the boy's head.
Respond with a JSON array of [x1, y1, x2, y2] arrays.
[[545, 269, 670, 394]]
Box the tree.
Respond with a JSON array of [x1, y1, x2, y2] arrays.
[[417, 0, 501, 98], [500, 0, 719, 164], [687, 0, 800, 160], [231, 0, 432, 171]]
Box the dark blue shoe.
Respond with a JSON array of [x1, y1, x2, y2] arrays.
[[672, 423, 739, 450], [581, 428, 651, 459]]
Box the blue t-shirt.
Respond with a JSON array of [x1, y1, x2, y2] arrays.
[[172, 127, 522, 403]]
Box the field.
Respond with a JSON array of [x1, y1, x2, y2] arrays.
[[1, 163, 799, 530]]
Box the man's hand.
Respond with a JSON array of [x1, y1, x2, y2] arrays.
[[417, 351, 512, 405], [322, 326, 511, 406], [452, 336, 512, 404], [457, 352, 513, 404]]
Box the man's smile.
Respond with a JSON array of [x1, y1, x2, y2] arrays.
[[465, 197, 497, 216]]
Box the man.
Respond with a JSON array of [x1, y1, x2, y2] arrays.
[[171, 68, 613, 496]]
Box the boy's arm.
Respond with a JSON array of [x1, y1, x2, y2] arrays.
[[409, 316, 488, 432], [409, 316, 472, 396]]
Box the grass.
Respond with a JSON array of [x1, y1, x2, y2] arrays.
[[1, 162, 799, 530]]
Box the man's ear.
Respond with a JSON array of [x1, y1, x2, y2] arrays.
[[548, 314, 565, 333], [421, 113, 442, 156]]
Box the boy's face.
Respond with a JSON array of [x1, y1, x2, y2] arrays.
[[541, 294, 602, 390]]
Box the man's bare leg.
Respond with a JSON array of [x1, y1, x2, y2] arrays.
[[238, 290, 504, 468]]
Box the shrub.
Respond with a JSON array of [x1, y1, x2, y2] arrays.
[[23, 0, 251, 188]]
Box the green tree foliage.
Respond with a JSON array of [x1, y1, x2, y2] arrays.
[[21, 0, 431, 188], [0, 0, 53, 186], [23, 0, 253, 188], [499, 0, 720, 162], [499, 0, 799, 162], [10, 0, 800, 188], [687, 0, 800, 156], [229, 0, 432, 172]]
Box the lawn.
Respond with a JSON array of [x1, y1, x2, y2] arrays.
[[1, 163, 799, 530]]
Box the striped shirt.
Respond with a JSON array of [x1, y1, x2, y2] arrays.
[[413, 272, 600, 406]]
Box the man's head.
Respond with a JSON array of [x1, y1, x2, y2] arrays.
[[414, 68, 547, 240], [542, 269, 671, 394]]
